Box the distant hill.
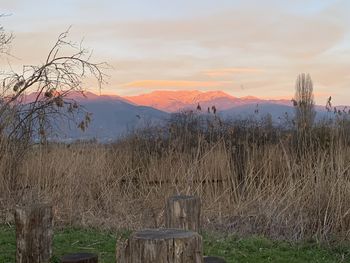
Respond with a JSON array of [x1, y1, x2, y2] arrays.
[[25, 91, 169, 142], [22, 90, 340, 141], [125, 90, 292, 112], [221, 103, 294, 121], [67, 99, 167, 142], [23, 91, 133, 104], [221, 103, 333, 124]]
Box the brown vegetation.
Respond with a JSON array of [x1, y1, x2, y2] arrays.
[[1, 112, 349, 243]]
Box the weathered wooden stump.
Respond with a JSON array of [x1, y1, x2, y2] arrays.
[[165, 195, 201, 232], [117, 228, 203, 263], [14, 203, 53, 263], [204, 256, 226, 263], [60, 253, 98, 263]]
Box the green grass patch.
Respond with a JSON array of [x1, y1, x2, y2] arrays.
[[203, 232, 349, 263], [0, 225, 349, 262]]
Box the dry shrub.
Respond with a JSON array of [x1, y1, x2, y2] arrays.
[[0, 113, 349, 243]]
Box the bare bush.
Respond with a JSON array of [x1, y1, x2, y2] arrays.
[[0, 22, 106, 189], [0, 28, 105, 141]]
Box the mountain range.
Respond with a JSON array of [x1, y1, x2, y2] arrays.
[[124, 90, 292, 112], [24, 90, 332, 141]]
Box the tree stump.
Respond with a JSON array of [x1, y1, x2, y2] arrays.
[[60, 253, 98, 263], [117, 228, 203, 263], [14, 203, 53, 263], [204, 256, 226, 263], [165, 195, 201, 232]]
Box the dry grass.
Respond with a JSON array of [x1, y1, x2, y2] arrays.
[[0, 115, 350, 243]]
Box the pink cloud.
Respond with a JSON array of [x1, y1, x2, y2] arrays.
[[122, 80, 233, 89], [203, 67, 263, 77]]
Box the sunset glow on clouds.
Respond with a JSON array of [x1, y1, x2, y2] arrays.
[[123, 80, 233, 89], [1, 0, 349, 104], [203, 68, 264, 78]]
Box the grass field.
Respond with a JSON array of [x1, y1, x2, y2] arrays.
[[1, 225, 349, 263]]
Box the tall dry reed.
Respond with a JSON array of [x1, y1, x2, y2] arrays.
[[0, 113, 349, 243]]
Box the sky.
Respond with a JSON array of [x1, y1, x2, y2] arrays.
[[1, 0, 350, 104]]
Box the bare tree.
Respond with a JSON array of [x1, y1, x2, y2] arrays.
[[0, 15, 12, 56], [292, 73, 316, 131], [0, 26, 106, 142], [0, 21, 106, 189]]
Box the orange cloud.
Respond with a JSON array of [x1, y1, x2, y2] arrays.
[[203, 67, 263, 77], [122, 80, 232, 89]]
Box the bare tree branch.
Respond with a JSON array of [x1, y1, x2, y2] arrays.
[[0, 14, 13, 56], [0, 25, 107, 142]]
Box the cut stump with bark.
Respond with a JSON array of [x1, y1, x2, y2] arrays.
[[165, 195, 201, 232], [14, 203, 53, 263], [117, 228, 203, 263], [60, 253, 98, 263], [204, 256, 226, 263]]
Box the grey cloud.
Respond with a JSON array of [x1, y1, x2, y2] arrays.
[[98, 7, 345, 58]]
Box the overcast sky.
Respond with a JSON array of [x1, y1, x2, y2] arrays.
[[1, 0, 350, 104]]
